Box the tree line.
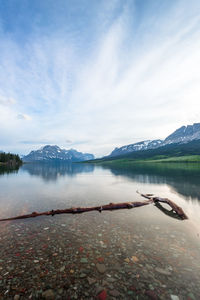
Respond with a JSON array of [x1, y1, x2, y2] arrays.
[[0, 152, 22, 165]]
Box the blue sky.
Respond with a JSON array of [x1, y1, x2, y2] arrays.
[[0, 0, 200, 157]]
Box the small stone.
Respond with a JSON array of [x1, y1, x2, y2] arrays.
[[34, 260, 39, 263], [80, 273, 86, 278], [97, 289, 107, 300], [131, 256, 139, 262], [145, 290, 158, 299], [170, 295, 179, 300], [109, 290, 120, 297], [58, 288, 63, 295], [42, 289, 55, 300], [96, 263, 106, 273], [14, 295, 20, 300], [187, 293, 196, 300], [107, 277, 116, 283], [87, 277, 96, 285], [80, 258, 88, 263], [155, 267, 171, 276], [4, 272, 9, 276], [60, 266, 65, 272], [96, 286, 104, 294], [149, 284, 154, 290], [127, 291, 134, 295]]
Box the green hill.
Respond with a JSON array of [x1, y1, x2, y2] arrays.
[[93, 140, 200, 164]]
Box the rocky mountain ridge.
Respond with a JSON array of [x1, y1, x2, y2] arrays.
[[109, 122, 200, 157], [110, 140, 163, 157], [164, 123, 200, 144], [23, 145, 94, 162]]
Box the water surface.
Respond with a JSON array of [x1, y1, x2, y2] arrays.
[[0, 162, 199, 299]]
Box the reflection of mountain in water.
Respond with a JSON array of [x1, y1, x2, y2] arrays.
[[22, 162, 94, 181], [0, 165, 20, 175], [103, 163, 200, 201]]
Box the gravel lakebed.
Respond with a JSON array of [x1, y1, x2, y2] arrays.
[[0, 211, 200, 300]]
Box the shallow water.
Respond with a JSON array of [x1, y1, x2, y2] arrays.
[[0, 162, 200, 299]]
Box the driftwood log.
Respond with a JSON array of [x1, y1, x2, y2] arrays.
[[136, 191, 188, 220], [0, 192, 188, 222]]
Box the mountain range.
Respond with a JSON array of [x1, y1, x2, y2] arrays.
[[109, 122, 200, 158], [23, 145, 94, 162], [22, 122, 200, 162]]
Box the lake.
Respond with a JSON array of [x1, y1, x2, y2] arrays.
[[0, 162, 200, 299]]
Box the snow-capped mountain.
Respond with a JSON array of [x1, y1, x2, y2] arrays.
[[109, 123, 200, 157], [164, 123, 200, 144], [23, 145, 94, 162], [110, 140, 163, 157]]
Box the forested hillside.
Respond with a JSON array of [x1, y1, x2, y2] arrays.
[[0, 152, 22, 166]]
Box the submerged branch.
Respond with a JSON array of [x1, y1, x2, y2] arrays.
[[0, 192, 188, 222], [154, 202, 183, 220], [136, 191, 188, 220]]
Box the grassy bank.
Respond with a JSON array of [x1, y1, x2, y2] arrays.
[[91, 155, 200, 166], [87, 140, 200, 165]]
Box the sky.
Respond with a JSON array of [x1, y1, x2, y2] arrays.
[[0, 0, 200, 157]]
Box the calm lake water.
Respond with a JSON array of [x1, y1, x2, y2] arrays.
[[0, 162, 200, 299]]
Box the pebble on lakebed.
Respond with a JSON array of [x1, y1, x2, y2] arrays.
[[96, 263, 106, 274]]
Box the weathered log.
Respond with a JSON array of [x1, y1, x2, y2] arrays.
[[137, 191, 188, 220], [0, 200, 153, 222], [0, 192, 188, 222]]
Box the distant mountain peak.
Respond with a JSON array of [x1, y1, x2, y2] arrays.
[[40, 145, 60, 150], [164, 122, 200, 144], [23, 145, 94, 162], [110, 139, 163, 157]]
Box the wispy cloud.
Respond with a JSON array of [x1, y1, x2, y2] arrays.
[[17, 113, 32, 121], [0, 0, 200, 156], [0, 95, 16, 106]]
